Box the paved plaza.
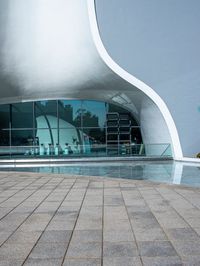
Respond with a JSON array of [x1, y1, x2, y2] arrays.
[[0, 171, 200, 266]]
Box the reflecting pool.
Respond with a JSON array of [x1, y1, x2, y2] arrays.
[[1, 161, 200, 188]]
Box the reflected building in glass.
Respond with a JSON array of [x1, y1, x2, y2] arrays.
[[0, 100, 142, 157]]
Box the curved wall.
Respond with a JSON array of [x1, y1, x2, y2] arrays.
[[95, 0, 200, 158], [0, 0, 182, 159]]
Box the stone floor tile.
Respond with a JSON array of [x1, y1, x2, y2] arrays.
[[0, 259, 24, 266], [104, 219, 131, 231], [194, 227, 200, 235], [103, 241, 138, 257], [24, 258, 62, 266], [66, 242, 101, 259], [166, 228, 200, 241], [157, 217, 189, 229], [134, 227, 167, 241], [182, 255, 200, 266], [75, 218, 102, 230], [141, 256, 182, 266], [18, 213, 53, 232], [0, 231, 12, 245], [29, 242, 67, 259], [104, 196, 124, 206], [128, 210, 155, 220], [39, 230, 72, 243], [186, 218, 200, 228], [63, 258, 101, 266], [103, 230, 134, 242], [127, 205, 150, 213], [46, 220, 75, 231], [103, 257, 142, 266], [138, 241, 178, 257], [0, 171, 200, 266], [172, 240, 200, 256], [0, 242, 34, 260], [72, 230, 102, 243], [6, 231, 42, 244], [131, 217, 161, 231]]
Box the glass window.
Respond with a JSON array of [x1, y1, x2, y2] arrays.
[[58, 100, 82, 128], [11, 129, 34, 146], [0, 129, 9, 146], [35, 100, 57, 129], [82, 128, 106, 156], [36, 128, 58, 147], [131, 127, 142, 144], [0, 104, 10, 129], [108, 103, 126, 114], [82, 100, 106, 128], [11, 102, 33, 128], [59, 128, 82, 154], [108, 103, 139, 126], [82, 128, 106, 145]]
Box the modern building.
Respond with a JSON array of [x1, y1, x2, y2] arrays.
[[0, 0, 199, 161]]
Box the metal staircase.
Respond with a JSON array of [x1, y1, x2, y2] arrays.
[[106, 112, 131, 155]]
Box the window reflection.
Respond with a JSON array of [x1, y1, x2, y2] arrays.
[[82, 101, 106, 128], [35, 101, 57, 129], [0, 129, 9, 146], [59, 128, 82, 154], [0, 104, 10, 129], [11, 102, 33, 128], [36, 128, 58, 147], [0, 100, 143, 157], [11, 129, 34, 146], [58, 100, 81, 128]]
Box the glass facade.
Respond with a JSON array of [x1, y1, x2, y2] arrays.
[[0, 100, 143, 158]]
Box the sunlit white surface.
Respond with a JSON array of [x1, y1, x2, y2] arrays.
[[0, 0, 183, 159]]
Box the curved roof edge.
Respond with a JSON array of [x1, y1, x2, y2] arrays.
[[87, 0, 183, 160]]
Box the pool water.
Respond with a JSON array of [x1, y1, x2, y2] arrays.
[[1, 161, 200, 188]]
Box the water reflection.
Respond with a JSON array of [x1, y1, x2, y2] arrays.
[[1, 161, 200, 188]]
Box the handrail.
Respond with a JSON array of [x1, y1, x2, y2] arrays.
[[0, 143, 172, 158]]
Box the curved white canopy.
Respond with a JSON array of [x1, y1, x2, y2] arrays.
[[0, 0, 182, 159]]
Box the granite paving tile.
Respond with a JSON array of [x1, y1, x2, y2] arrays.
[[103, 230, 134, 242], [103, 241, 138, 257], [103, 257, 142, 266], [138, 241, 178, 257], [39, 230, 72, 243], [29, 242, 67, 259], [66, 242, 101, 259], [63, 258, 101, 266], [0, 171, 200, 265], [24, 258, 62, 266], [72, 230, 102, 243], [0, 242, 34, 260], [182, 255, 200, 266], [141, 256, 182, 266], [172, 240, 200, 256], [166, 228, 200, 241]]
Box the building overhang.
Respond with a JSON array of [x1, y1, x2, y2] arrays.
[[0, 0, 183, 159]]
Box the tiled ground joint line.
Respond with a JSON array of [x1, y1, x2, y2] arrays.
[[0, 174, 44, 206], [22, 177, 78, 265], [0, 174, 51, 221], [137, 184, 199, 263], [120, 182, 144, 266], [0, 173, 36, 202], [0, 175, 64, 249], [60, 179, 92, 265], [155, 186, 200, 231]]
